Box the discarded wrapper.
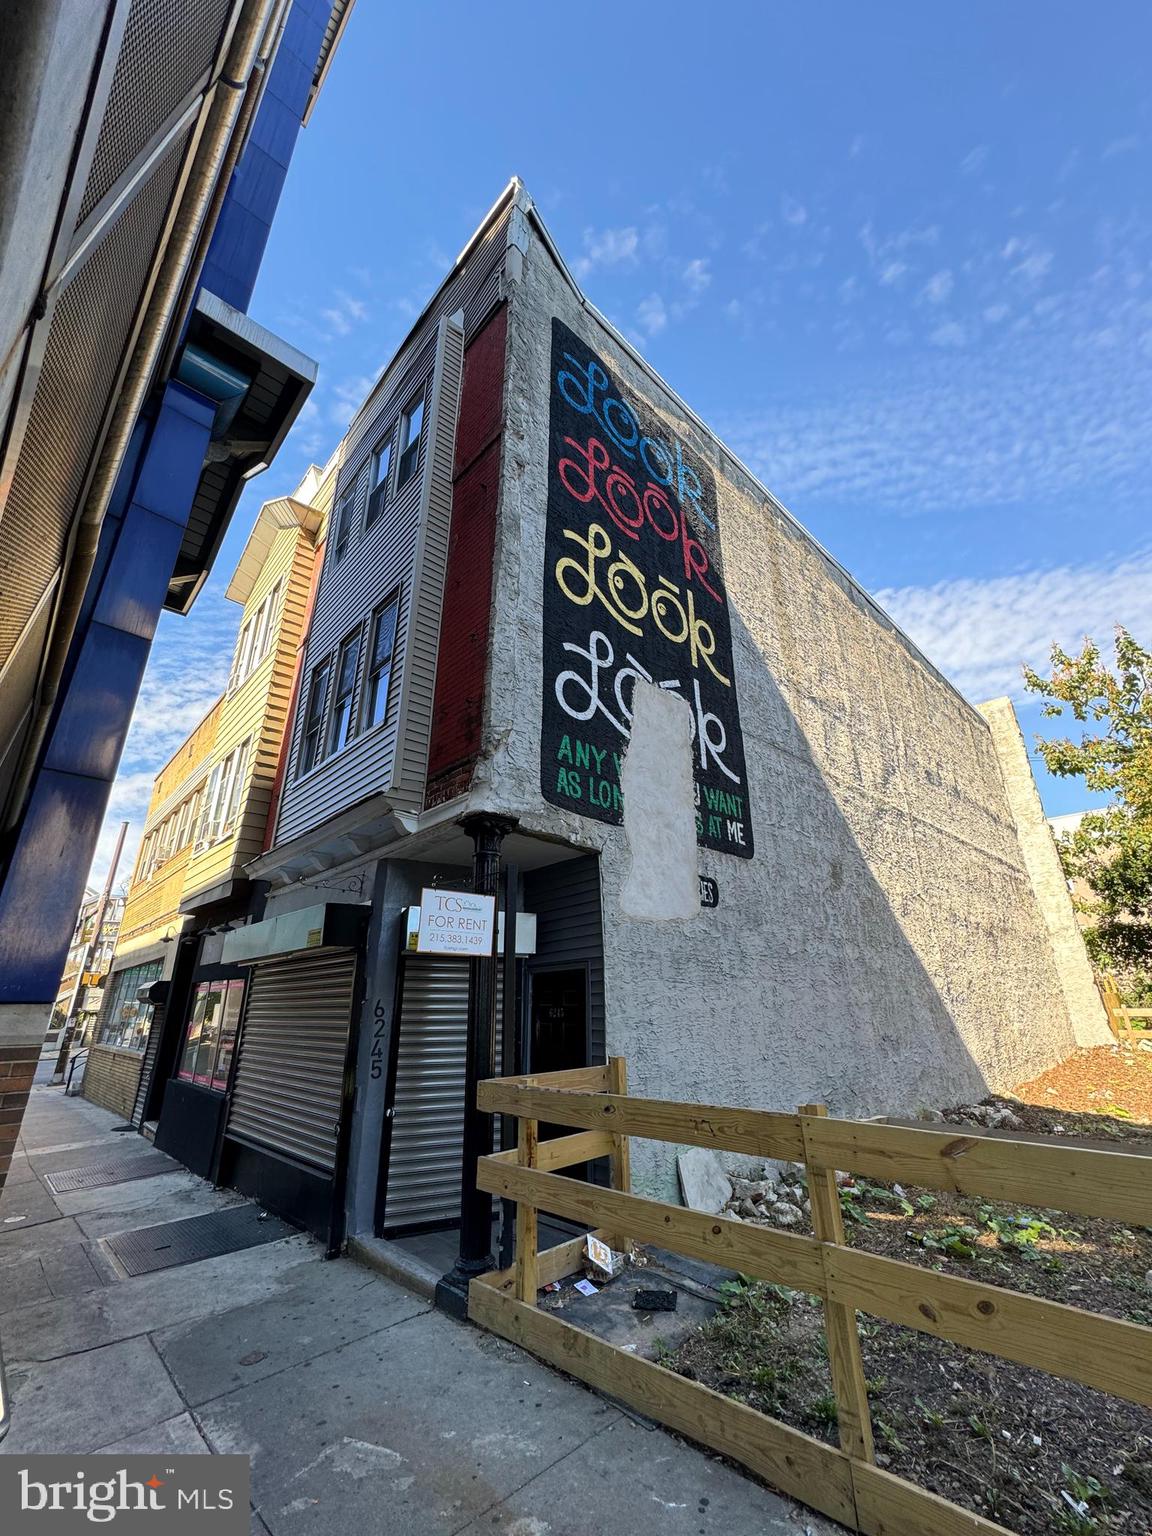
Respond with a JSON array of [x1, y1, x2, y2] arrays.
[[584, 1234, 625, 1278], [573, 1278, 598, 1297]]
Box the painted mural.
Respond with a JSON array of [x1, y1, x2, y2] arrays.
[[540, 318, 754, 858]]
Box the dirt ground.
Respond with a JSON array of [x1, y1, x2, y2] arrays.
[[1013, 1039, 1152, 1127], [665, 1051, 1152, 1535]]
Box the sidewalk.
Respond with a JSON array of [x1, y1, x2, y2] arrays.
[[0, 1085, 836, 1536]]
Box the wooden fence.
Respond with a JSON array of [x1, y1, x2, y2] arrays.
[[468, 1061, 1152, 1536], [1099, 973, 1152, 1040]]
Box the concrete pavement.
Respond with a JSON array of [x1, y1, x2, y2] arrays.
[[1, 1086, 837, 1535]]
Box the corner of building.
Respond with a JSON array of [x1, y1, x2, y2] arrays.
[[978, 696, 1112, 1048]]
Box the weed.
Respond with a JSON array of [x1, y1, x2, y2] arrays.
[[875, 1417, 906, 1453], [912, 1223, 981, 1261], [810, 1392, 839, 1427]]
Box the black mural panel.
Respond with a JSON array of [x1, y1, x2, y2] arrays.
[[540, 318, 754, 858]]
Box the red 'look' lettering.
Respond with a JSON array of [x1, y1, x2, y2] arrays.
[[557, 434, 722, 604]]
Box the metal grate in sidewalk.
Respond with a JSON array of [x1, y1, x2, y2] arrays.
[[44, 1155, 174, 1194], [104, 1204, 296, 1277]]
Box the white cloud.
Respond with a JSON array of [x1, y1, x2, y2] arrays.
[[572, 225, 640, 279], [1102, 135, 1139, 160], [920, 269, 954, 305], [781, 195, 808, 227], [875, 552, 1152, 703], [960, 145, 990, 176], [636, 293, 667, 336], [682, 257, 711, 293], [928, 319, 967, 348], [718, 293, 1152, 516], [320, 289, 370, 338], [878, 261, 907, 287], [87, 592, 237, 888], [983, 303, 1010, 324]]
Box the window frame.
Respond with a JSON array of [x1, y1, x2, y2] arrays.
[[396, 393, 425, 491], [332, 484, 357, 563], [365, 435, 393, 529], [327, 630, 362, 757], [298, 656, 332, 776], [361, 589, 400, 733]]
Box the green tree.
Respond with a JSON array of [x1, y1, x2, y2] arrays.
[[1023, 627, 1152, 980]]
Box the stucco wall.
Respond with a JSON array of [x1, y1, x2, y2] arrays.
[[978, 698, 1110, 1047], [477, 219, 1085, 1200]]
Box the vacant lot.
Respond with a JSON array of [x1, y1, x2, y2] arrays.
[[666, 1046, 1152, 1535]]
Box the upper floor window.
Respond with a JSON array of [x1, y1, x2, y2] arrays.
[[230, 620, 254, 691], [365, 437, 392, 529], [229, 579, 284, 692], [396, 395, 424, 491], [195, 739, 251, 849], [332, 486, 357, 563], [300, 658, 331, 774], [328, 632, 361, 755], [362, 593, 399, 731]]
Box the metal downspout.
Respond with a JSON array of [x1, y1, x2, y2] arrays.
[[3, 0, 279, 837]]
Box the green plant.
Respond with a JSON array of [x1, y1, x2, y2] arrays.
[[977, 1206, 1058, 1252], [875, 1417, 906, 1453], [810, 1391, 839, 1427], [914, 1397, 946, 1430], [1061, 1465, 1109, 1508], [1025, 628, 1152, 972], [913, 1223, 981, 1260]]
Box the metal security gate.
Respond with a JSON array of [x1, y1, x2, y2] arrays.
[[379, 955, 502, 1234], [223, 949, 358, 1248]]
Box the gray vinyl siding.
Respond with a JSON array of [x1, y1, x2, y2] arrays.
[[272, 208, 510, 847], [524, 854, 606, 1066]]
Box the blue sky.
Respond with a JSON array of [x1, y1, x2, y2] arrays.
[[91, 1, 1152, 885]]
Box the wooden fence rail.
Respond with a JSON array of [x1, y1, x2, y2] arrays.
[[469, 1061, 1152, 1536]]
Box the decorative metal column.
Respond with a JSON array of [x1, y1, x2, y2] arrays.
[[436, 811, 517, 1316]]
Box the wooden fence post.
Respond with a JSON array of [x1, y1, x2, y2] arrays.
[[515, 1079, 538, 1304], [608, 1056, 632, 1255], [799, 1102, 875, 1466]]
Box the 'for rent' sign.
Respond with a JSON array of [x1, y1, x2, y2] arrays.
[[415, 889, 496, 956]]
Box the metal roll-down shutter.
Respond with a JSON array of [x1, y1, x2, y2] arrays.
[[381, 955, 502, 1232], [226, 950, 357, 1173]]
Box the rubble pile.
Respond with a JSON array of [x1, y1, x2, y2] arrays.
[[721, 1163, 813, 1227]]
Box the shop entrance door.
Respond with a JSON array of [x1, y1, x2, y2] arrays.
[[528, 967, 588, 1141]]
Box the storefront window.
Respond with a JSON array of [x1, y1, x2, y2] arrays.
[[96, 961, 163, 1051], [178, 979, 245, 1090]]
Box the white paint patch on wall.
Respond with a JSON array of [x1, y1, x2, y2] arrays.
[[619, 682, 698, 922]]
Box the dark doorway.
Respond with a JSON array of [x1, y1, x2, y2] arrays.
[[528, 966, 588, 1142]]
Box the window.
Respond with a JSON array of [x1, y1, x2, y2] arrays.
[[299, 657, 331, 773], [362, 593, 399, 730], [255, 579, 283, 665], [195, 740, 250, 848], [229, 620, 254, 691], [396, 395, 424, 490], [177, 979, 245, 1090], [365, 437, 392, 528], [195, 763, 221, 846], [332, 486, 356, 562], [328, 632, 361, 755], [97, 960, 163, 1052], [228, 579, 283, 691], [218, 739, 250, 836]]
